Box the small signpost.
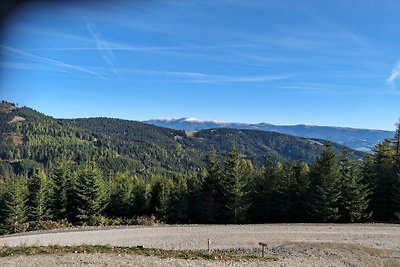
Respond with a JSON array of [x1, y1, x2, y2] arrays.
[[259, 242, 267, 257]]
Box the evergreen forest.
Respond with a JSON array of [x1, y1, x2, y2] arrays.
[[0, 101, 399, 234]]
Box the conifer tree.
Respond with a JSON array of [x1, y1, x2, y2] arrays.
[[307, 143, 341, 222], [339, 149, 371, 222], [366, 140, 396, 221], [221, 145, 251, 223], [131, 180, 150, 216], [75, 164, 107, 224], [200, 151, 223, 223], [50, 162, 70, 220], [169, 175, 189, 223], [392, 122, 400, 220], [3, 177, 28, 233], [250, 161, 281, 222], [106, 172, 135, 218], [291, 161, 310, 222], [64, 170, 79, 223], [27, 169, 53, 225], [149, 177, 172, 221]]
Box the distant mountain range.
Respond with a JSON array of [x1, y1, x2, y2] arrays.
[[0, 102, 366, 179], [145, 118, 395, 152]]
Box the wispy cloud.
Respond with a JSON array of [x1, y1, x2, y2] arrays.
[[386, 60, 400, 87], [113, 68, 293, 84], [85, 21, 120, 77], [0, 45, 105, 78]]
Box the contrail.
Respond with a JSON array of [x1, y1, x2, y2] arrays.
[[1, 45, 105, 79], [86, 21, 120, 77]]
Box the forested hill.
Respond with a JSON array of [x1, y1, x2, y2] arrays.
[[0, 102, 365, 178], [146, 118, 395, 152]]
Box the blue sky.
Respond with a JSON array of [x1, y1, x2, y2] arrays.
[[1, 0, 400, 130]]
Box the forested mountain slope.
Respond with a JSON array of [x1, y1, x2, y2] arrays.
[[0, 102, 365, 178], [146, 118, 394, 152]]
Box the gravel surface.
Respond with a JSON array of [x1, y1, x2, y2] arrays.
[[0, 224, 399, 266]]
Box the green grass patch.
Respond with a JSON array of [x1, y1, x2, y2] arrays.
[[0, 245, 278, 261]]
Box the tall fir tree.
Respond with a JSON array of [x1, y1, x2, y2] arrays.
[[27, 169, 53, 225], [307, 143, 341, 222], [106, 172, 135, 218], [50, 161, 70, 220], [75, 164, 107, 224], [149, 177, 172, 221], [2, 177, 28, 233], [249, 162, 280, 222], [366, 140, 396, 221], [221, 145, 251, 223], [131, 179, 150, 216], [339, 149, 371, 222], [199, 151, 224, 223], [169, 174, 189, 223], [392, 122, 400, 220]]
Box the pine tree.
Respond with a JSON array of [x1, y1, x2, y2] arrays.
[[307, 143, 341, 222], [106, 172, 135, 218], [75, 164, 107, 224], [367, 140, 396, 221], [64, 170, 79, 223], [392, 122, 400, 220], [199, 151, 224, 223], [221, 145, 251, 223], [149, 177, 172, 221], [131, 180, 150, 216], [339, 149, 371, 222], [291, 161, 310, 222], [27, 169, 53, 225], [169, 175, 189, 223], [50, 162, 70, 220], [249, 161, 282, 222], [3, 177, 28, 233]]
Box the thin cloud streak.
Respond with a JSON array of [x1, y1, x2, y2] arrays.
[[0, 45, 105, 79], [386, 61, 400, 87], [115, 68, 294, 84], [86, 21, 120, 77]]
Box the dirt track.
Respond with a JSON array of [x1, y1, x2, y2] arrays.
[[1, 224, 399, 266]]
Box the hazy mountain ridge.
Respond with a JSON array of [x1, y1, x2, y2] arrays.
[[145, 118, 395, 152], [0, 102, 365, 179]]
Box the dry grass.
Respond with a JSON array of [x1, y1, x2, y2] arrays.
[[0, 245, 278, 262]]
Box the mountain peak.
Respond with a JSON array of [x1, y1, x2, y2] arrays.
[[144, 117, 395, 152]]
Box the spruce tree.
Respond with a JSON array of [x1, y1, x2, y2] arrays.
[[106, 172, 135, 218], [339, 149, 371, 222], [50, 162, 70, 220], [149, 177, 172, 221], [199, 151, 223, 223], [307, 143, 341, 222], [367, 140, 396, 221], [291, 161, 310, 222], [221, 145, 251, 223], [392, 122, 400, 220], [249, 163, 280, 222], [3, 177, 28, 233], [75, 164, 107, 224], [131, 180, 150, 216], [27, 169, 53, 225], [169, 175, 189, 223]]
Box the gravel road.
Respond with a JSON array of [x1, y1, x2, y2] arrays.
[[1, 224, 399, 266]]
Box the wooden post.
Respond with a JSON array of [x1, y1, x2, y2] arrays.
[[259, 242, 266, 257], [208, 238, 211, 253]]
